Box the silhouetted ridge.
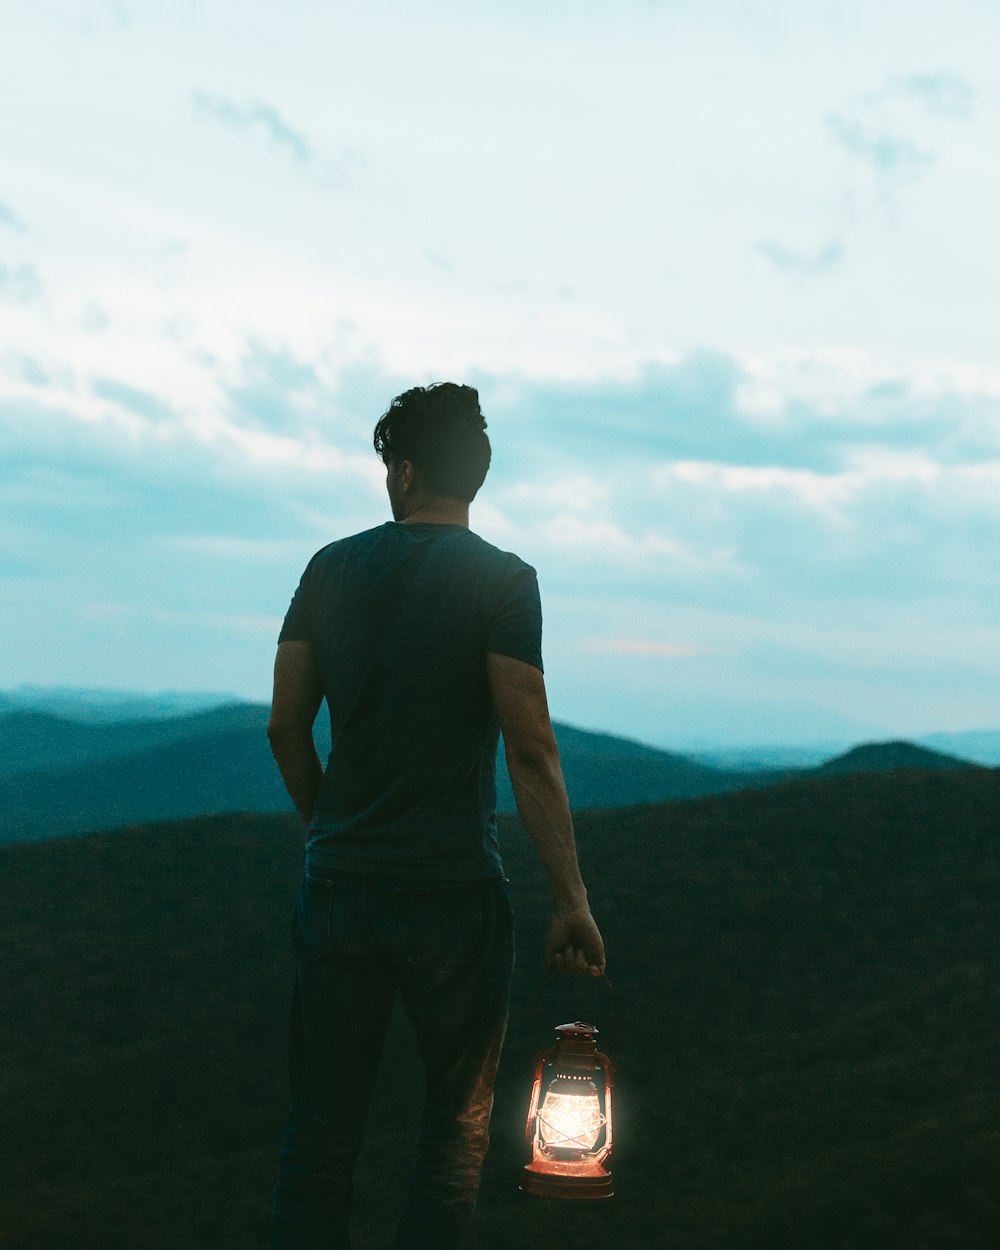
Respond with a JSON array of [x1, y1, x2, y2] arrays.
[[817, 739, 977, 774], [0, 702, 267, 774], [0, 706, 752, 844], [0, 702, 984, 846]]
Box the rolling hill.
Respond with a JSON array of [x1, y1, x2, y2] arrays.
[[0, 692, 983, 845], [0, 703, 268, 774], [814, 740, 978, 775], [0, 705, 756, 844], [2, 765, 997, 1248]]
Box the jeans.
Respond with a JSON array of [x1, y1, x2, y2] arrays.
[[269, 868, 515, 1250]]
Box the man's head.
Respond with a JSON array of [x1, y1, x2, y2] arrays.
[[374, 383, 491, 519]]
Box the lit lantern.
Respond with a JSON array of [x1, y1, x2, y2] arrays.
[[520, 1021, 614, 1199]]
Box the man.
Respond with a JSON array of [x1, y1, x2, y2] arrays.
[[267, 383, 606, 1250]]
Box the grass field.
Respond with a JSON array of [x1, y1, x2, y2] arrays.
[[1, 767, 998, 1248]]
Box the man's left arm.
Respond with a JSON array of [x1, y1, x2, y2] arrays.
[[267, 640, 324, 825]]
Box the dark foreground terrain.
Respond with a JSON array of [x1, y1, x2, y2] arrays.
[[1, 767, 998, 1249]]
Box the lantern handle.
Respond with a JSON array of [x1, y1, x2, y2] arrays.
[[530, 969, 617, 1064]]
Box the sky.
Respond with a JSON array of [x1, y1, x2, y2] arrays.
[[2, 0, 999, 748]]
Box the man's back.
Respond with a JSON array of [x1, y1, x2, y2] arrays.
[[278, 520, 542, 879]]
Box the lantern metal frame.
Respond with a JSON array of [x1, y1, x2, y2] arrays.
[[520, 1020, 615, 1199]]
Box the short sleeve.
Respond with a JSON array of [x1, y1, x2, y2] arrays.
[[486, 562, 543, 672], [277, 560, 314, 643]]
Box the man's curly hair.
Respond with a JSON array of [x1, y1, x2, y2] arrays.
[[373, 383, 491, 503]]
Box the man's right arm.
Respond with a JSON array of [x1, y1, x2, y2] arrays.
[[487, 652, 606, 977], [268, 640, 324, 825]]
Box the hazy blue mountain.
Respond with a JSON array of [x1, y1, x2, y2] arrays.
[[0, 703, 753, 844], [0, 685, 238, 723], [688, 743, 845, 771], [496, 722, 756, 810], [6, 684, 995, 764], [0, 703, 268, 774], [674, 736, 988, 774], [814, 740, 978, 775], [2, 692, 989, 845]]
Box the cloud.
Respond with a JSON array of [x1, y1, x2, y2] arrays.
[[79, 303, 111, 332], [5, 354, 51, 386], [71, 0, 129, 36], [0, 342, 400, 563], [424, 249, 454, 273], [824, 72, 974, 193], [772, 71, 977, 267], [192, 91, 313, 164], [91, 378, 178, 425], [540, 513, 731, 576], [483, 351, 1000, 486], [469, 353, 1000, 625], [824, 112, 931, 181], [894, 73, 976, 120], [223, 342, 324, 434], [755, 237, 843, 277], [0, 263, 42, 303], [4, 344, 999, 736], [0, 201, 26, 233]]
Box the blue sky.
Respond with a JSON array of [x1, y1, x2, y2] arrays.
[[2, 0, 999, 747]]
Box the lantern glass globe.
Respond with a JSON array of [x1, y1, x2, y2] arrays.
[[538, 1081, 605, 1152]]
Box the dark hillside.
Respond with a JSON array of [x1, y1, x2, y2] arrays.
[[1, 767, 998, 1248], [0, 724, 287, 842]]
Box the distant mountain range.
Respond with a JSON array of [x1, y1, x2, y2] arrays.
[[682, 732, 1000, 770], [0, 702, 755, 843], [0, 689, 991, 845], [0, 685, 236, 723]]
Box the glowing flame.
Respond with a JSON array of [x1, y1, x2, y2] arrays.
[[537, 1089, 605, 1152]]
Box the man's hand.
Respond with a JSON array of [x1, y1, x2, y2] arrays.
[[547, 906, 606, 977], [268, 641, 324, 825]]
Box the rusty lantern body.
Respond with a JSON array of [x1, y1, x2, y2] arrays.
[[520, 1021, 614, 1199]]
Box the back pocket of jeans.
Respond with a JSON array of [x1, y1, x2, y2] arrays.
[[392, 880, 483, 976], [294, 872, 337, 947]]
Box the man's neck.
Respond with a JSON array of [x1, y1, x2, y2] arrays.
[[398, 500, 470, 528]]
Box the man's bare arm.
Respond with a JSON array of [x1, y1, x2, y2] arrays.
[[268, 641, 325, 825], [487, 652, 606, 976]]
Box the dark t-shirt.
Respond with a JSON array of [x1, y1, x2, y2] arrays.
[[278, 521, 543, 880]]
